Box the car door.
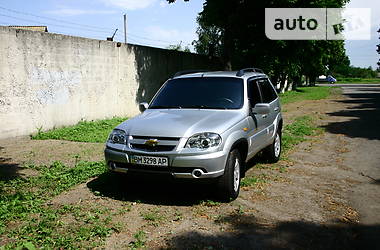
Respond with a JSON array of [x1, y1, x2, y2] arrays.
[[256, 78, 280, 145], [246, 78, 268, 159]]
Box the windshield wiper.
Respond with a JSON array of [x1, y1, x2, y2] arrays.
[[149, 105, 182, 109]]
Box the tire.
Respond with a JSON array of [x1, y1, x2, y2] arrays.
[[263, 129, 282, 163], [216, 149, 241, 201]]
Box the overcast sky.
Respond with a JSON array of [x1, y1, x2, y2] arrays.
[[0, 0, 378, 69]]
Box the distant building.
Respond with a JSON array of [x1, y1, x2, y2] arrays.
[[8, 26, 48, 32]]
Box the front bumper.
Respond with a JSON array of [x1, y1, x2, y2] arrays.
[[104, 147, 227, 179]]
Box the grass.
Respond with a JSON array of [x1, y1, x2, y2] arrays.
[[141, 209, 165, 226], [279, 86, 332, 105], [241, 174, 267, 187], [282, 115, 323, 153], [336, 78, 380, 84], [129, 230, 146, 249], [241, 115, 322, 188], [31, 117, 128, 143], [0, 161, 116, 249]]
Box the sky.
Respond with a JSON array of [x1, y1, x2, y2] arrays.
[[0, 0, 378, 69]]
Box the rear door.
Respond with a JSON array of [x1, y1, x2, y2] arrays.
[[246, 78, 267, 158], [256, 78, 280, 144]]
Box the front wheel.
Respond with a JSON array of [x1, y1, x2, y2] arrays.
[[216, 149, 241, 201], [263, 129, 282, 163]]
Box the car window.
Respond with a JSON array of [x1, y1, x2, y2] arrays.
[[258, 78, 277, 103], [150, 77, 244, 109], [247, 79, 262, 107]]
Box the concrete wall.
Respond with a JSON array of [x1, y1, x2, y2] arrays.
[[0, 26, 218, 139]]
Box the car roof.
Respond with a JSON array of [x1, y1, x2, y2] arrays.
[[173, 71, 267, 80]]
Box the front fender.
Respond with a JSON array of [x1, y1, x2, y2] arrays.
[[221, 118, 249, 155]]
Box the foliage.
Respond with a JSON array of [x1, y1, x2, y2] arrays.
[[279, 86, 332, 105], [166, 42, 191, 52], [377, 27, 380, 71], [332, 65, 378, 78], [172, 0, 350, 90], [192, 22, 223, 57], [337, 78, 380, 84], [31, 117, 127, 143]]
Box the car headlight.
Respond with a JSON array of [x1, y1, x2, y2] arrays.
[[185, 132, 222, 150], [108, 129, 127, 144]]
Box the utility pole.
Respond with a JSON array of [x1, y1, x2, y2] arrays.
[[123, 14, 127, 44]]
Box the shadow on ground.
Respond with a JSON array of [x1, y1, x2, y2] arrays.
[[86, 154, 268, 206], [165, 213, 380, 250], [0, 145, 23, 182], [322, 91, 380, 140], [87, 172, 221, 206]]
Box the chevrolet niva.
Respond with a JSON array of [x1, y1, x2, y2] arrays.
[[105, 68, 283, 201]]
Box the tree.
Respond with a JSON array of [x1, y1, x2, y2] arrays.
[[169, 0, 350, 91], [166, 42, 191, 52], [377, 28, 380, 71]]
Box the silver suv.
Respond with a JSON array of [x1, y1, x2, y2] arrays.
[[105, 68, 283, 200]]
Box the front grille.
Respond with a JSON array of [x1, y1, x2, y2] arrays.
[[129, 135, 180, 152], [130, 144, 176, 152]]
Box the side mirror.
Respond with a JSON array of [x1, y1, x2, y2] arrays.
[[252, 103, 270, 115], [139, 102, 149, 112]]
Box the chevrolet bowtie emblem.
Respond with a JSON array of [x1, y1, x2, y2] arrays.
[[145, 139, 158, 147]]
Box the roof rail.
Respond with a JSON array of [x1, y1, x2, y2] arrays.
[[236, 68, 264, 77], [173, 70, 208, 78]]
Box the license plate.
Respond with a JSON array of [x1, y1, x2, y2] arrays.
[[130, 155, 168, 167]]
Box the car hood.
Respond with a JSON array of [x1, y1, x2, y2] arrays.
[[116, 109, 245, 138]]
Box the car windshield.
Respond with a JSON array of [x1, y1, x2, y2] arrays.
[[149, 77, 244, 110]]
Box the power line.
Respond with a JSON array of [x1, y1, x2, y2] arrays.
[[0, 5, 112, 31], [127, 33, 179, 44], [0, 13, 112, 35], [0, 5, 191, 47]]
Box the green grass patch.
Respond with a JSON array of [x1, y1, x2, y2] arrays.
[[241, 174, 267, 187], [199, 200, 221, 207], [336, 78, 380, 84], [129, 230, 146, 249], [141, 209, 165, 226], [31, 117, 128, 143], [282, 116, 323, 153], [280, 86, 332, 105], [0, 161, 112, 249]]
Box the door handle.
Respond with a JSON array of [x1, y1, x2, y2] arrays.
[[262, 114, 268, 118], [274, 107, 280, 112]]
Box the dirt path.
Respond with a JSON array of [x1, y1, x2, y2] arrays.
[[1, 87, 379, 249]]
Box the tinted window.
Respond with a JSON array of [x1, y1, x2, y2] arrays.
[[258, 79, 277, 103], [150, 77, 244, 109], [247, 80, 262, 106]]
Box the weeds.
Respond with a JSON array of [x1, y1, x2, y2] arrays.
[[141, 209, 165, 226], [129, 230, 146, 249], [200, 200, 221, 207], [282, 115, 322, 153], [241, 174, 267, 187]]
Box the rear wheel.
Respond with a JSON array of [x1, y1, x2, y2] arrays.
[[216, 149, 241, 201], [263, 129, 282, 163]]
